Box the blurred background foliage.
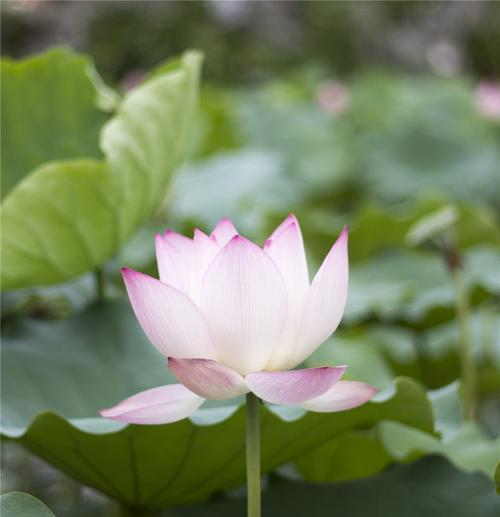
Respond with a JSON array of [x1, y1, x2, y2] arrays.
[[1, 1, 500, 516]]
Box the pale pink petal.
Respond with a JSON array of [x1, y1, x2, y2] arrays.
[[100, 384, 204, 424], [210, 218, 238, 247], [200, 236, 288, 374], [155, 233, 192, 295], [169, 358, 248, 400], [264, 218, 310, 369], [162, 230, 193, 256], [189, 229, 220, 305], [300, 380, 378, 412], [292, 226, 348, 367], [268, 214, 300, 240], [246, 366, 346, 405], [122, 268, 216, 359]]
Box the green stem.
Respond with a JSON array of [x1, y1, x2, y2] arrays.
[[246, 393, 261, 517], [453, 268, 475, 420], [95, 268, 106, 302]]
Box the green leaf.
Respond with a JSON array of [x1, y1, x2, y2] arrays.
[[378, 421, 500, 480], [1, 50, 202, 290], [294, 430, 392, 482], [0, 492, 56, 517], [1, 300, 434, 511], [348, 197, 500, 263], [377, 379, 499, 481], [171, 457, 500, 517], [0, 48, 113, 199], [345, 246, 500, 326], [348, 74, 500, 208], [169, 149, 292, 237], [305, 335, 395, 390]]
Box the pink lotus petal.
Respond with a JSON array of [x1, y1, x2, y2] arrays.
[[100, 384, 204, 424], [190, 228, 220, 305], [169, 358, 248, 400], [300, 380, 378, 412], [246, 366, 347, 405], [210, 218, 239, 247], [475, 81, 500, 121], [155, 233, 192, 295], [264, 219, 310, 370], [293, 226, 348, 367], [122, 268, 216, 359], [268, 213, 300, 241], [317, 80, 351, 116], [200, 236, 288, 374], [163, 229, 194, 255]]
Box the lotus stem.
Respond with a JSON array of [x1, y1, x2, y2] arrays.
[[453, 268, 475, 420], [246, 392, 261, 517], [95, 267, 106, 301]]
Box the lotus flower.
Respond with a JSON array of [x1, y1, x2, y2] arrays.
[[474, 81, 500, 121], [101, 216, 377, 424]]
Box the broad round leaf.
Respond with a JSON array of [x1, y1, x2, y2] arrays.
[[1, 300, 434, 511]]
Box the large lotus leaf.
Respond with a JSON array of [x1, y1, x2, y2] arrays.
[[293, 430, 392, 482], [1, 50, 201, 290], [0, 48, 114, 200], [171, 456, 499, 517], [0, 492, 56, 517], [296, 363, 499, 485], [1, 300, 434, 511]]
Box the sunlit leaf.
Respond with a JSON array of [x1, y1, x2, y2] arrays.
[[1, 50, 201, 290], [0, 48, 114, 199]]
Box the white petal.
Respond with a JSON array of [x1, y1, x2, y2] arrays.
[[269, 213, 299, 240], [292, 226, 348, 367], [189, 229, 220, 305], [210, 218, 238, 247], [300, 380, 377, 412], [122, 268, 216, 359], [200, 236, 288, 374], [264, 217, 309, 369], [100, 384, 204, 424], [155, 232, 193, 295]]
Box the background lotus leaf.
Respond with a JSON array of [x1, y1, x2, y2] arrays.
[[0, 492, 56, 517]]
